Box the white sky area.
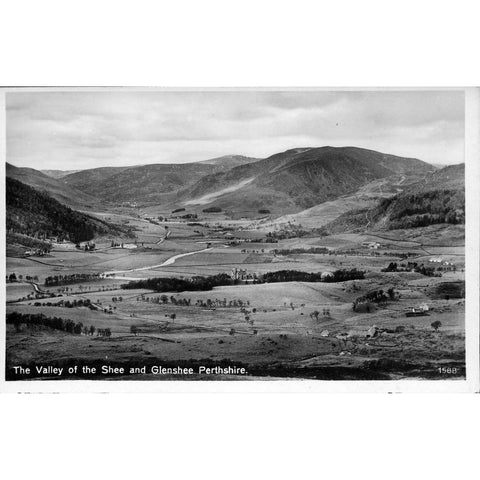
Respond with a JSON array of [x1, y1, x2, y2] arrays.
[[6, 90, 464, 170]]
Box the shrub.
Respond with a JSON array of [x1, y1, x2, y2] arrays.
[[431, 320, 442, 332], [202, 207, 222, 213]]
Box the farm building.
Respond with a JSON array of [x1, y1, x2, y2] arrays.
[[362, 241, 381, 249], [230, 267, 258, 283]]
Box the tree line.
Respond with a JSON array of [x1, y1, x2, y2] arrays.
[[44, 273, 102, 287], [381, 261, 440, 277], [6, 311, 107, 336], [262, 269, 365, 283], [122, 268, 366, 293], [273, 247, 330, 255], [121, 273, 233, 292], [135, 294, 251, 309], [33, 298, 96, 310]]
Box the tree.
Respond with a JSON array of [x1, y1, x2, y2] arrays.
[[130, 325, 139, 336], [431, 320, 442, 332]]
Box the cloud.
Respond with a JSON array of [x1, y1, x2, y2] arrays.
[[6, 89, 464, 170]]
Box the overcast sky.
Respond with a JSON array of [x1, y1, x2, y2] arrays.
[[6, 90, 464, 170]]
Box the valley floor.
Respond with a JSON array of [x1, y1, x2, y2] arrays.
[[5, 212, 466, 381]]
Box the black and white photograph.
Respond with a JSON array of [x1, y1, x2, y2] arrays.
[[1, 87, 478, 390], [2, 4, 480, 480]]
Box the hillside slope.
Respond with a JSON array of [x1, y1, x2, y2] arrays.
[[41, 169, 82, 179], [6, 163, 99, 209], [324, 163, 465, 233], [178, 146, 435, 214], [6, 178, 129, 244], [61, 155, 260, 204]]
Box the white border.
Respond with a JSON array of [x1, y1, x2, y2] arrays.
[[1, 86, 478, 393]]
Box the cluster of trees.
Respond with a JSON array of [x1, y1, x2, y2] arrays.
[[324, 269, 366, 282], [273, 247, 329, 255], [353, 288, 396, 312], [33, 298, 95, 310], [122, 273, 233, 292], [44, 273, 102, 286], [379, 189, 465, 229], [310, 309, 330, 320], [258, 209, 271, 214], [6, 233, 52, 251], [262, 268, 365, 283], [136, 295, 191, 306], [123, 269, 366, 294], [6, 273, 39, 283], [135, 294, 251, 309], [196, 298, 250, 308], [202, 206, 222, 213], [6, 311, 96, 335], [96, 328, 112, 337], [265, 226, 309, 240], [262, 270, 324, 283], [381, 262, 440, 277], [382, 251, 418, 259]]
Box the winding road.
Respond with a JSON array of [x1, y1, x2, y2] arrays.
[[103, 247, 213, 279]]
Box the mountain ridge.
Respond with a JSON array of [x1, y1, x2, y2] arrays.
[[7, 147, 438, 216]]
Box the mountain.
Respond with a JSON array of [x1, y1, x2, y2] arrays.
[[324, 163, 465, 233], [6, 163, 100, 209], [41, 169, 82, 179], [9, 148, 436, 215], [404, 163, 464, 192], [61, 155, 261, 205], [198, 155, 261, 167], [176, 146, 436, 214], [6, 177, 129, 244], [61, 166, 131, 196]]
